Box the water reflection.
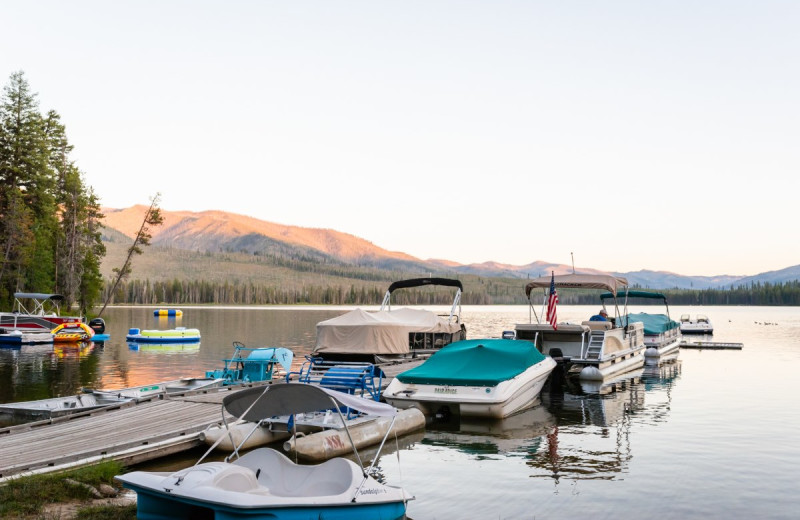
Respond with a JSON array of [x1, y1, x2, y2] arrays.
[[423, 404, 556, 459], [0, 341, 102, 415], [127, 342, 202, 353]]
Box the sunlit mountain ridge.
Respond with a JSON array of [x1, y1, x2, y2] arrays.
[[100, 206, 796, 290]]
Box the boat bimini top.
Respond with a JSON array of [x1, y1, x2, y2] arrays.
[[13, 292, 65, 316], [380, 277, 463, 322], [524, 274, 629, 324]]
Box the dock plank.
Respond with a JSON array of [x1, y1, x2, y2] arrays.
[[0, 395, 234, 480]]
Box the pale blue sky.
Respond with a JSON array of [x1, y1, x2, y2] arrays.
[[2, 1, 798, 276]]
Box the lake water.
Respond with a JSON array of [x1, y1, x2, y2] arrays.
[[1, 304, 798, 519]]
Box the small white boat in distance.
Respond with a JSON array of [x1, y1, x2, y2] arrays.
[[383, 338, 557, 418], [515, 274, 646, 381], [679, 314, 713, 335], [117, 383, 413, 520]]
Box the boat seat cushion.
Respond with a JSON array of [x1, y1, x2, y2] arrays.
[[235, 447, 358, 497], [581, 321, 612, 331]]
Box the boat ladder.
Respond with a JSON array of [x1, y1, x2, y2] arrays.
[[585, 331, 605, 360]]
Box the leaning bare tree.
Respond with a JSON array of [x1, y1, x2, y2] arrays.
[[97, 193, 164, 317]]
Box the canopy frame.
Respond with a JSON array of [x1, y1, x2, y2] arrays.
[[380, 278, 463, 323], [523, 274, 630, 325]]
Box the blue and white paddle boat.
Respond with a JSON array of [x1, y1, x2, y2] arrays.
[[205, 342, 294, 384], [383, 338, 557, 418], [117, 383, 413, 520]]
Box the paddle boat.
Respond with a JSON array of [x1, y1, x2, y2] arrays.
[[383, 338, 556, 418], [601, 290, 681, 359], [206, 342, 294, 385], [125, 326, 201, 343], [51, 322, 94, 343], [202, 353, 425, 459], [117, 383, 414, 520], [313, 277, 467, 363], [679, 314, 713, 335], [515, 273, 646, 381], [0, 292, 83, 333]]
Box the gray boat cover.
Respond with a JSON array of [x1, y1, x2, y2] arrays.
[[313, 308, 462, 355], [223, 383, 397, 421], [525, 274, 628, 298]]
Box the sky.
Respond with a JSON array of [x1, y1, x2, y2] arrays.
[[2, 1, 798, 277]]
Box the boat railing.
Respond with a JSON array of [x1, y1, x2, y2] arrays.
[[287, 356, 383, 404]]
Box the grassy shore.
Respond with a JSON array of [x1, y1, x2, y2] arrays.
[[0, 461, 136, 519]]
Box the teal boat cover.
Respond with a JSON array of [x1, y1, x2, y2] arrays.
[[620, 313, 679, 334], [396, 339, 547, 387]]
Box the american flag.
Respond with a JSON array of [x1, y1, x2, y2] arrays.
[[547, 272, 558, 330]]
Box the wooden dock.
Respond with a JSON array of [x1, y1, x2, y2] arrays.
[[0, 386, 250, 482], [680, 340, 743, 350], [0, 362, 423, 481]]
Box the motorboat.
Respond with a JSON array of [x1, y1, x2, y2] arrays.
[[206, 342, 294, 384], [601, 290, 681, 359], [313, 277, 467, 363], [383, 338, 557, 418], [117, 383, 413, 520], [89, 377, 226, 400], [515, 274, 646, 381], [0, 292, 83, 333], [679, 314, 713, 335], [0, 392, 132, 422], [125, 326, 201, 343]]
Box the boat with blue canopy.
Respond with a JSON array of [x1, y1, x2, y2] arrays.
[[383, 338, 556, 418], [601, 290, 681, 359]]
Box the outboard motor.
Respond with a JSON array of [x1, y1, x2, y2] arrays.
[[88, 317, 106, 334]]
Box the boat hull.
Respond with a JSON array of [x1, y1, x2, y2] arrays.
[[644, 336, 681, 358], [384, 358, 556, 419], [129, 485, 407, 520], [576, 351, 645, 381], [0, 331, 54, 345]]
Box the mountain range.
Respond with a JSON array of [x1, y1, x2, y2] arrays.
[[100, 206, 798, 290]]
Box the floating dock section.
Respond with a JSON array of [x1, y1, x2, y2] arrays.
[[154, 308, 182, 316], [680, 340, 743, 350]]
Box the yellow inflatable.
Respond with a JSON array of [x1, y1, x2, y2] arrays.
[[51, 322, 94, 343]]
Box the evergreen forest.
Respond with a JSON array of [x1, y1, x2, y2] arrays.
[[0, 72, 104, 314]]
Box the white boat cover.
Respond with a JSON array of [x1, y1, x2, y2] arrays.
[[313, 307, 462, 355], [224, 383, 397, 421]]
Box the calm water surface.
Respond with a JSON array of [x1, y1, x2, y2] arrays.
[[1, 305, 798, 519]]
